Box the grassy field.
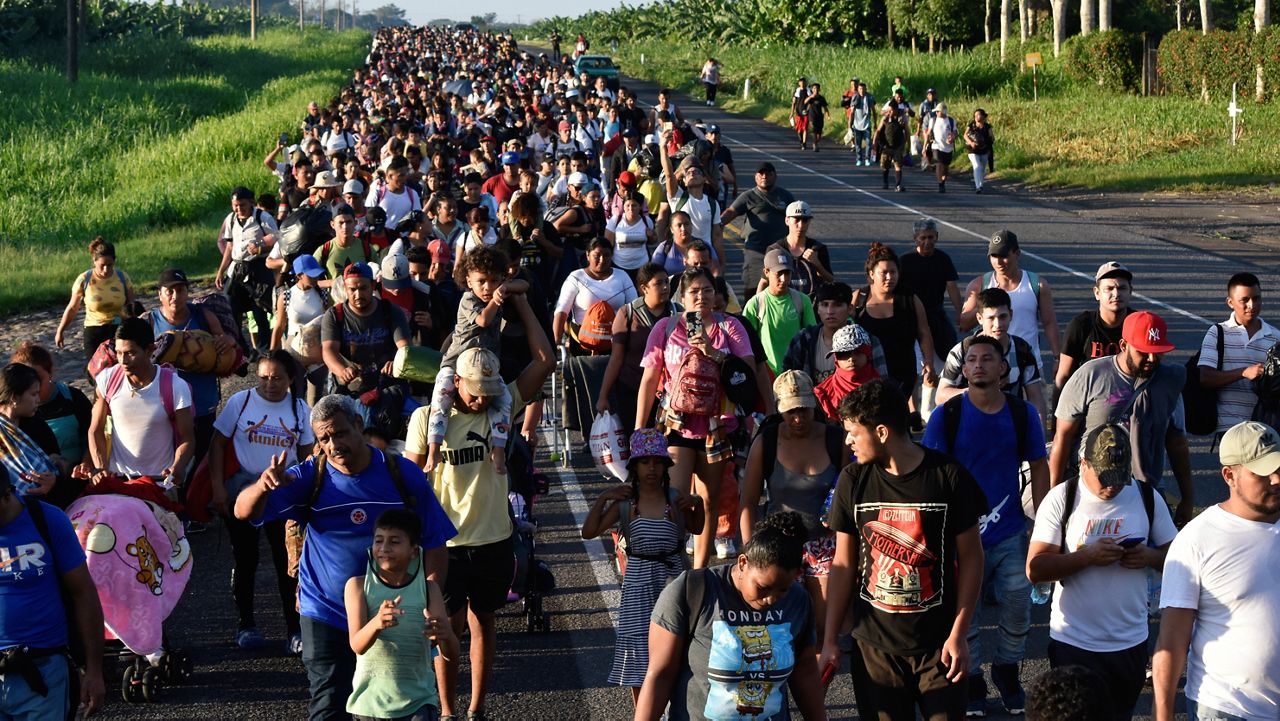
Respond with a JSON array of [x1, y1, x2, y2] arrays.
[[605, 39, 1280, 193], [0, 28, 369, 316]]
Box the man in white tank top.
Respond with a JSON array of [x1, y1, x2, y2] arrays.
[[959, 230, 1060, 372]]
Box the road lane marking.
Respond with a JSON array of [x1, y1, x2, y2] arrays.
[[722, 136, 1212, 327]]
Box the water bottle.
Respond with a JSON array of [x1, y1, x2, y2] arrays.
[[819, 484, 837, 529], [1031, 582, 1053, 605]]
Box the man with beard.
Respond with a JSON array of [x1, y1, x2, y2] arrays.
[[320, 264, 410, 401], [1154, 420, 1280, 721], [819, 380, 986, 721], [924, 335, 1048, 717], [234, 394, 455, 721], [1049, 311, 1194, 527]]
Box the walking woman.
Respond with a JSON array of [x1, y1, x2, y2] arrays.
[[54, 237, 136, 375], [635, 267, 753, 569], [852, 243, 936, 428], [597, 264, 678, 433], [634, 511, 828, 721], [964, 108, 996, 194], [208, 350, 314, 654], [700, 58, 722, 107]]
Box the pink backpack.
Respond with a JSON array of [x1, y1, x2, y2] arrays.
[[665, 317, 725, 417], [104, 364, 181, 450]]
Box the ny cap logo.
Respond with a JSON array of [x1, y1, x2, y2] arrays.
[[1148, 327, 1161, 342]]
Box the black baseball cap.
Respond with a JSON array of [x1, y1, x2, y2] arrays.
[[756, 162, 776, 174], [158, 268, 189, 288], [988, 230, 1020, 257]]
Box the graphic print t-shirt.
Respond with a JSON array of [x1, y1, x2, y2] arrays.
[[652, 565, 814, 721], [828, 448, 986, 655]]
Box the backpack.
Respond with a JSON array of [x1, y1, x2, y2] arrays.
[[1183, 323, 1226, 436], [883, 119, 907, 148], [939, 392, 1031, 464], [319, 236, 378, 271], [1251, 341, 1280, 431], [617, 487, 686, 562], [375, 183, 419, 209], [572, 299, 617, 354], [671, 191, 718, 227], [748, 288, 807, 327], [1056, 476, 1156, 586], [80, 268, 127, 295], [663, 316, 725, 416], [279, 204, 335, 261], [189, 294, 247, 355], [103, 364, 180, 450]]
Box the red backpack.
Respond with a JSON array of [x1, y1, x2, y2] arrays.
[[664, 316, 725, 416]]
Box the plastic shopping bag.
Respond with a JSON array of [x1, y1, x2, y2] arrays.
[[589, 412, 630, 480]]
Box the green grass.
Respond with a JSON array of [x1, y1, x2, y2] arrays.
[[608, 39, 1280, 194], [0, 28, 369, 316]]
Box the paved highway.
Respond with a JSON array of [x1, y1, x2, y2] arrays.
[[90, 70, 1275, 720]]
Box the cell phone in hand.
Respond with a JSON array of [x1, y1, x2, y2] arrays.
[[279, 132, 290, 146], [821, 660, 838, 685], [1118, 537, 1145, 548], [684, 311, 703, 339], [663, 121, 674, 133]]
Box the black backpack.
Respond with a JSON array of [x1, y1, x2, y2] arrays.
[[1251, 340, 1280, 430], [1183, 323, 1225, 436], [279, 204, 335, 262]]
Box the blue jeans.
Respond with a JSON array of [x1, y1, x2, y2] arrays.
[[301, 616, 357, 721], [0, 654, 69, 721], [853, 128, 872, 162], [1187, 699, 1248, 721], [968, 532, 1031, 673]]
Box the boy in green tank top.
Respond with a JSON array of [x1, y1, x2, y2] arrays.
[[345, 509, 457, 721]]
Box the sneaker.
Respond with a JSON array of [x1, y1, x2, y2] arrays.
[[967, 673, 988, 718], [287, 632, 303, 656], [976, 186, 984, 194], [895, 185, 904, 192], [715, 537, 737, 559], [236, 627, 266, 650], [468, 711, 488, 721], [991, 663, 1026, 715]]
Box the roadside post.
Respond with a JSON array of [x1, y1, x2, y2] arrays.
[[1228, 83, 1243, 146], [1025, 52, 1042, 102]]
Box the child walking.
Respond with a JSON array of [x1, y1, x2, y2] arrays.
[[345, 509, 458, 721], [423, 245, 527, 476], [581, 429, 704, 704]]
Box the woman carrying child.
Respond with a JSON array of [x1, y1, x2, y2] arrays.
[[581, 429, 704, 705]]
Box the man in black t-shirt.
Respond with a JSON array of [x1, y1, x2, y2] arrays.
[[819, 379, 986, 721], [899, 218, 962, 421], [1054, 261, 1133, 396]]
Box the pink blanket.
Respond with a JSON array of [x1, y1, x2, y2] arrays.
[[66, 494, 194, 656]]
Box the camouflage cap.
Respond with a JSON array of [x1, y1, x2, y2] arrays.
[[1080, 423, 1133, 488]]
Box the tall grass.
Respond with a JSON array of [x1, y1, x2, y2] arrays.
[[0, 28, 368, 315], [609, 39, 1280, 194]]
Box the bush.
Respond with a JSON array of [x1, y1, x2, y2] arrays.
[[1158, 29, 1261, 102], [1064, 30, 1140, 92]]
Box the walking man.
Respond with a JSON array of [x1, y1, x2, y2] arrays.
[[719, 162, 795, 299]]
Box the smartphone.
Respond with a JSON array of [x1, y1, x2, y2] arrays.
[[821, 660, 838, 686], [279, 132, 289, 146], [663, 121, 674, 133], [684, 311, 703, 339], [1118, 537, 1145, 548]]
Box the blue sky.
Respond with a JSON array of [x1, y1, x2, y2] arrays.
[[406, 1, 625, 25]]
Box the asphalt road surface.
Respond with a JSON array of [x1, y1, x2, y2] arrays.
[[89, 69, 1277, 721]]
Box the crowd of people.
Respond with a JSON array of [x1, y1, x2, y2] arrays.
[[0, 22, 1277, 721]]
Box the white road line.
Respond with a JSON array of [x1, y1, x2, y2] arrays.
[[724, 137, 1212, 327]]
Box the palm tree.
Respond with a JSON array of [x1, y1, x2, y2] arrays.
[[1081, 0, 1095, 36], [1099, 0, 1112, 30], [1200, 0, 1213, 32], [1051, 0, 1067, 56]]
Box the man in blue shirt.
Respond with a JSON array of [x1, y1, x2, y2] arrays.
[[0, 464, 105, 718], [235, 394, 456, 721], [922, 335, 1049, 718]]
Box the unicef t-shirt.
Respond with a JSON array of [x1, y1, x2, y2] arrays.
[[0, 502, 86, 649], [921, 395, 1046, 549], [255, 449, 457, 630], [652, 565, 815, 721], [213, 389, 316, 476]]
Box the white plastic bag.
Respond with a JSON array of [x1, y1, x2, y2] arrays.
[[589, 412, 630, 480]]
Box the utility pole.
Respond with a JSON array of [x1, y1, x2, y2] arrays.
[[66, 0, 78, 82]]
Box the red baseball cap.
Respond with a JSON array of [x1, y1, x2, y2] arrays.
[[618, 170, 636, 187], [427, 239, 453, 265], [1122, 311, 1175, 353]]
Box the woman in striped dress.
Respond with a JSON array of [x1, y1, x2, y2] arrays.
[[581, 428, 705, 704]]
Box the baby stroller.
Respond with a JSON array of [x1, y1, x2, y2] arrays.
[[64, 477, 195, 703], [505, 436, 555, 633]]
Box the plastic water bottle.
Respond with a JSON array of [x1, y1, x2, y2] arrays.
[[1031, 582, 1053, 605]]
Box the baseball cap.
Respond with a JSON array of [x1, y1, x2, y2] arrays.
[[1121, 311, 1175, 353], [500, 151, 520, 165], [427, 239, 452, 265], [158, 267, 189, 288], [1095, 261, 1133, 283], [312, 170, 342, 189], [621, 127, 640, 138], [342, 262, 373, 281], [934, 102, 948, 115], [568, 171, 589, 187], [380, 253, 410, 290], [1219, 421, 1280, 476], [457, 347, 505, 397], [987, 230, 1020, 257], [828, 324, 873, 357], [342, 179, 365, 196], [480, 135, 497, 143], [705, 124, 720, 134], [292, 255, 326, 279], [756, 162, 776, 174], [785, 200, 812, 219], [1081, 423, 1133, 488], [773, 370, 816, 414], [764, 248, 793, 274], [617, 170, 636, 187], [926, 87, 937, 95], [558, 119, 572, 132]]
